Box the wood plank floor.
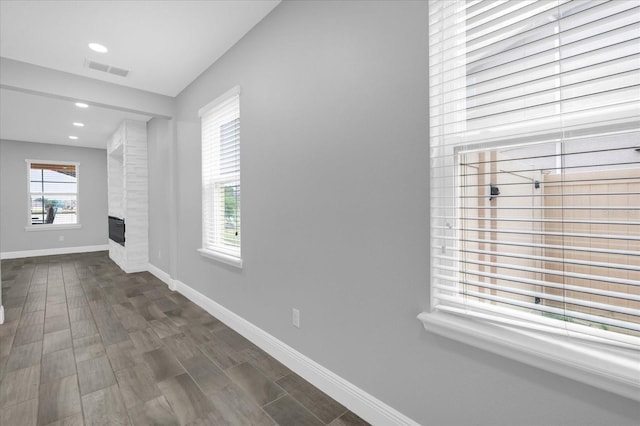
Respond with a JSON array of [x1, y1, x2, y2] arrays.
[[0, 252, 369, 426]]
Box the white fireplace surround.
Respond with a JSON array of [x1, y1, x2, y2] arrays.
[[107, 120, 149, 273]]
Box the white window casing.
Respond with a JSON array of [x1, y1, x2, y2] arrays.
[[198, 86, 242, 268], [25, 160, 80, 230], [422, 0, 640, 401]]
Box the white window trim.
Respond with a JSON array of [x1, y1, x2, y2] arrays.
[[198, 248, 243, 269], [198, 85, 240, 117], [25, 159, 80, 230], [198, 85, 243, 269], [25, 224, 82, 232], [417, 310, 640, 402]]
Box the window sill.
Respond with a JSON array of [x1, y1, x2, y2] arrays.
[[25, 224, 82, 232], [198, 248, 243, 269], [417, 310, 640, 402]]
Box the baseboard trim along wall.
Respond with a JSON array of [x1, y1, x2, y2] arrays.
[[147, 263, 419, 426], [0, 244, 109, 260], [147, 263, 177, 291]]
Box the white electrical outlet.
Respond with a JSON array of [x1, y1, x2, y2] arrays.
[[59, 235, 64, 241], [292, 308, 300, 328]]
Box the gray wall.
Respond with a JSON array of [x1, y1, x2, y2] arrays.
[[147, 117, 172, 272], [148, 1, 639, 424], [0, 139, 108, 254]]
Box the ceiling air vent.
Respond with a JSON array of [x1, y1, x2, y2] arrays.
[[87, 60, 109, 72], [108, 66, 129, 77], [84, 59, 130, 78]]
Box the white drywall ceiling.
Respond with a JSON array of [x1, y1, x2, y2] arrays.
[[0, 0, 280, 148], [0, 88, 151, 149], [0, 0, 280, 96]]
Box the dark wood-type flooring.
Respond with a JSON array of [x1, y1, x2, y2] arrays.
[[0, 252, 369, 426]]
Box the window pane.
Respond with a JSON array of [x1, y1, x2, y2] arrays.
[[42, 181, 77, 193], [30, 195, 77, 225], [220, 118, 240, 175], [30, 169, 42, 180], [201, 89, 241, 257], [223, 183, 240, 247], [458, 138, 640, 338], [29, 163, 78, 225], [41, 168, 77, 181], [30, 181, 43, 193], [30, 196, 45, 224]]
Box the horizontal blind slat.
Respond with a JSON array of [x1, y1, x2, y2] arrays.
[[432, 273, 640, 303], [435, 249, 640, 274], [433, 282, 640, 316], [453, 227, 640, 242], [439, 289, 640, 333], [455, 258, 640, 287], [435, 262, 640, 291], [436, 235, 640, 257]]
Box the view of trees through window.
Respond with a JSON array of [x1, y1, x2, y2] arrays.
[[223, 184, 240, 247], [200, 89, 241, 259], [218, 116, 240, 249]]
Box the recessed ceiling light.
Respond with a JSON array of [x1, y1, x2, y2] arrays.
[[73, 122, 85, 127], [75, 102, 89, 108], [88, 43, 108, 53], [69, 136, 79, 140]]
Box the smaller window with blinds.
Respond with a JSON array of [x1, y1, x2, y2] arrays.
[[28, 161, 79, 226], [198, 86, 242, 268]]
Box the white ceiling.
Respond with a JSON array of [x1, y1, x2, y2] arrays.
[[0, 0, 280, 96], [0, 88, 151, 149], [0, 0, 280, 149]]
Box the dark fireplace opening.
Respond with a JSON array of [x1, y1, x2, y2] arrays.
[[108, 216, 125, 246]]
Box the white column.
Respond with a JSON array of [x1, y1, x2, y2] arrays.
[[107, 120, 149, 273]]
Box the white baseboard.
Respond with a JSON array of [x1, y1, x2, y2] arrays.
[[124, 265, 150, 274], [147, 263, 176, 291], [0, 244, 109, 260], [146, 264, 418, 425], [0, 305, 4, 325]]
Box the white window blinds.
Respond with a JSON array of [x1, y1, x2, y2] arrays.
[[200, 86, 241, 262], [429, 0, 640, 347]]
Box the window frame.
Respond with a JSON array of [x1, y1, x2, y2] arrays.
[[25, 159, 81, 231], [421, 0, 640, 401], [420, 139, 639, 401], [417, 309, 640, 401], [197, 85, 243, 269]]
